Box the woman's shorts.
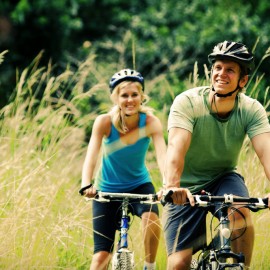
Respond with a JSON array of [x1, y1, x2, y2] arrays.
[[92, 182, 159, 253], [162, 172, 249, 255]]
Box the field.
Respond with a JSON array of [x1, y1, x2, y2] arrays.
[[0, 52, 270, 269]]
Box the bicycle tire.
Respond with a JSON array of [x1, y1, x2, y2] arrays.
[[197, 259, 243, 269], [190, 258, 199, 269], [112, 251, 134, 270]]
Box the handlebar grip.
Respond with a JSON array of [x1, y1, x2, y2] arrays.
[[262, 197, 269, 205], [79, 183, 93, 196], [238, 197, 269, 212], [161, 190, 174, 206]]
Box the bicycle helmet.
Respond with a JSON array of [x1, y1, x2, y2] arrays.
[[109, 69, 144, 93], [208, 41, 254, 74]]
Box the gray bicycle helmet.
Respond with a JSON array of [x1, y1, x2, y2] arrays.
[[208, 41, 254, 74], [109, 69, 144, 93]]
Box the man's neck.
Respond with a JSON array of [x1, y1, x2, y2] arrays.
[[209, 91, 237, 118]]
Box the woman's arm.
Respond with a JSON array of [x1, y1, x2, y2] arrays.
[[148, 114, 167, 178], [81, 114, 111, 196]]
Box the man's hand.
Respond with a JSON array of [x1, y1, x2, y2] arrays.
[[159, 188, 195, 206], [169, 188, 195, 206], [267, 193, 270, 208]]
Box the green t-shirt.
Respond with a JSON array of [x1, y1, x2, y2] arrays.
[[168, 86, 270, 193]]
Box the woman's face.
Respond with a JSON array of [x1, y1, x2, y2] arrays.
[[117, 82, 142, 116]]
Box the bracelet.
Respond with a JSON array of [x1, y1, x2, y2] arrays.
[[79, 183, 93, 196]]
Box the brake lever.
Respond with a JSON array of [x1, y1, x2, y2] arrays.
[[161, 190, 174, 206]]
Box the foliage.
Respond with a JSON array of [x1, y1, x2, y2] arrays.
[[1, 0, 270, 108], [1, 1, 270, 268]]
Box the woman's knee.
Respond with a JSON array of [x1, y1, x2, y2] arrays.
[[142, 211, 159, 221], [90, 251, 111, 270]]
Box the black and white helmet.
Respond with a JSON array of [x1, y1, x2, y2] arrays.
[[208, 41, 254, 74], [109, 69, 144, 93]]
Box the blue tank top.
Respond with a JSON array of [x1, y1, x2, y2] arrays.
[[95, 113, 151, 192]]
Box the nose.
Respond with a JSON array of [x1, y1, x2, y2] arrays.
[[218, 67, 227, 76], [127, 96, 133, 102]]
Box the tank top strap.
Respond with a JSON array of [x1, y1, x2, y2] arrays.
[[108, 119, 120, 141], [138, 112, 147, 138], [108, 113, 147, 140]]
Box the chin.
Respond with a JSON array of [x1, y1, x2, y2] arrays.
[[215, 88, 229, 93], [125, 111, 138, 117]]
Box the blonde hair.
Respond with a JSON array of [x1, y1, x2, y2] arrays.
[[109, 81, 154, 134]]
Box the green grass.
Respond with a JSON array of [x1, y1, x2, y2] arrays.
[[0, 51, 269, 269]]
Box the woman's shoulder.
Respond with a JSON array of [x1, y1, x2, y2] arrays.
[[145, 112, 161, 123], [95, 113, 111, 123], [145, 112, 163, 135], [94, 114, 112, 136]]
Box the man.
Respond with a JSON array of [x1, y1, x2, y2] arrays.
[[162, 40, 270, 270]]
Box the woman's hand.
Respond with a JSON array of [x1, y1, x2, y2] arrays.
[[79, 184, 97, 198]]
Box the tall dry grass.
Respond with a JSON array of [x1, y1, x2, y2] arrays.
[[0, 53, 104, 269], [0, 47, 270, 269]]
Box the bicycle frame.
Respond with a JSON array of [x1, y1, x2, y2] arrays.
[[162, 192, 268, 270], [119, 197, 129, 249], [111, 196, 135, 270], [196, 205, 245, 270], [93, 191, 159, 270], [198, 195, 267, 270]]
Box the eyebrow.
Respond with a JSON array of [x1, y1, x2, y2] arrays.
[[214, 63, 239, 70]]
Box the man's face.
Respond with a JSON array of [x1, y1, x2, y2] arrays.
[[211, 60, 248, 95]]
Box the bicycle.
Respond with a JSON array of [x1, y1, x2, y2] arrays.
[[91, 191, 159, 270], [162, 191, 269, 270]]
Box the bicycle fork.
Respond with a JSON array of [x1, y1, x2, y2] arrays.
[[112, 198, 135, 270], [214, 207, 245, 269], [119, 198, 130, 249]]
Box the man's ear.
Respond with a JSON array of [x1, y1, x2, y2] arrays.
[[239, 75, 249, 88]]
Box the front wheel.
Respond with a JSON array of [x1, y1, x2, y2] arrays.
[[112, 250, 134, 270], [190, 258, 198, 269], [193, 259, 212, 270]]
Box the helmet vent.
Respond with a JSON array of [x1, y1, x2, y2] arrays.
[[109, 68, 145, 92]]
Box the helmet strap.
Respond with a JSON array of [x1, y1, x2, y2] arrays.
[[119, 108, 129, 133], [211, 86, 239, 98], [211, 77, 241, 98]]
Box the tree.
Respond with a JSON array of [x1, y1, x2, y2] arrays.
[[0, 0, 269, 108]]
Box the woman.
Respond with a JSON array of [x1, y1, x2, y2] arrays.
[[80, 69, 166, 270]]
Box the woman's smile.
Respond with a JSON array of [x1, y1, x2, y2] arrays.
[[118, 83, 142, 115]]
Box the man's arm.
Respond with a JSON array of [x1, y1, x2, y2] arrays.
[[251, 132, 270, 207], [165, 127, 191, 187], [251, 132, 270, 180], [164, 127, 194, 205]]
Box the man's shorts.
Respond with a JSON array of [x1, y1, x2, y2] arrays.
[[162, 172, 249, 255], [92, 182, 159, 253]]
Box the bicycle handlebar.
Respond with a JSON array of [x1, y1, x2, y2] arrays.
[[92, 191, 159, 204], [162, 191, 269, 211]]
